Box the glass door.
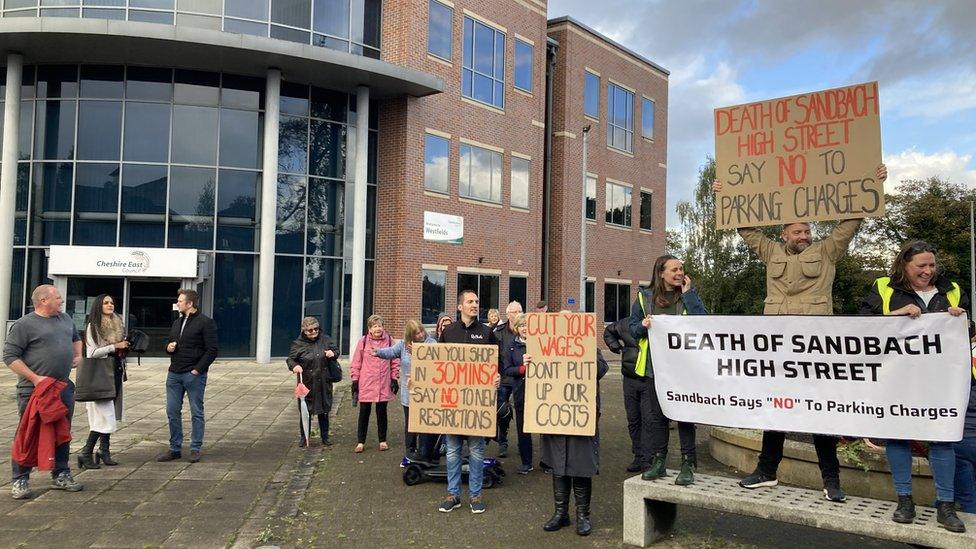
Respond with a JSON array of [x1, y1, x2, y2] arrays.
[[66, 277, 125, 334], [127, 280, 181, 357]]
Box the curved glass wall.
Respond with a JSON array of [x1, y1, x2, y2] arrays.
[[0, 0, 382, 58], [1, 64, 377, 356]]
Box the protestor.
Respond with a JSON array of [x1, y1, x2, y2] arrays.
[[373, 319, 435, 455], [955, 357, 976, 513], [436, 289, 499, 514], [500, 313, 535, 474], [629, 256, 708, 484], [287, 317, 340, 447], [861, 240, 972, 532], [715, 163, 887, 502], [410, 312, 455, 464], [487, 308, 500, 331], [535, 300, 549, 313], [603, 317, 642, 473], [158, 289, 218, 463], [350, 314, 399, 453], [6, 285, 83, 499], [435, 312, 453, 339], [76, 294, 130, 469], [493, 300, 523, 458], [539, 330, 610, 536]]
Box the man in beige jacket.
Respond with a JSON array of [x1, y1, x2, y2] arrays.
[[714, 164, 886, 503]]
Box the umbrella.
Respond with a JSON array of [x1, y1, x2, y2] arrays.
[[295, 373, 311, 447]]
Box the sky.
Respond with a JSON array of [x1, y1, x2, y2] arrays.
[[547, 0, 976, 228]]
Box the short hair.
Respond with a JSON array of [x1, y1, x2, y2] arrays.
[[457, 289, 477, 305], [535, 300, 547, 310], [505, 300, 523, 315], [301, 316, 320, 330], [366, 314, 384, 328], [181, 289, 200, 308], [487, 308, 500, 320], [30, 284, 56, 307], [511, 313, 528, 330]]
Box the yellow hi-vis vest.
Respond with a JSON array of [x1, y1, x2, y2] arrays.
[[635, 290, 686, 377], [873, 276, 973, 380]]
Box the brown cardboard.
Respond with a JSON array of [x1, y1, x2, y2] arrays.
[[407, 343, 498, 437]]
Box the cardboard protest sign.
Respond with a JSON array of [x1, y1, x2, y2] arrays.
[[524, 313, 598, 436], [648, 313, 971, 441], [714, 82, 883, 229], [408, 343, 497, 437]]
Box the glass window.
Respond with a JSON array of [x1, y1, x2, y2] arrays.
[[213, 253, 255, 356], [585, 175, 596, 220], [74, 163, 120, 213], [314, 34, 349, 52], [168, 166, 216, 248], [604, 282, 630, 323], [304, 256, 342, 341], [510, 156, 529, 209], [33, 100, 76, 160], [314, 0, 349, 37], [306, 177, 343, 257], [459, 143, 501, 203], [77, 101, 122, 160], [280, 81, 309, 116], [585, 280, 594, 313], [271, 25, 310, 44], [15, 164, 29, 245], [359, 0, 380, 49], [83, 8, 126, 19], [584, 71, 599, 118], [427, 0, 452, 60], [607, 82, 634, 152], [172, 105, 219, 165], [276, 175, 306, 254], [221, 74, 264, 110], [177, 0, 221, 14], [461, 16, 504, 109], [80, 65, 124, 98], [271, 0, 310, 28], [279, 115, 308, 174], [6, 0, 39, 9], [309, 120, 345, 178], [220, 108, 262, 169], [18, 101, 34, 161], [40, 7, 79, 17], [640, 191, 652, 231], [424, 133, 449, 193], [10, 248, 25, 319], [174, 69, 219, 106], [514, 39, 533, 92], [456, 272, 498, 321], [310, 87, 346, 122], [26, 249, 53, 314], [641, 97, 654, 139], [128, 10, 174, 24], [216, 169, 259, 251], [121, 163, 167, 246], [271, 255, 303, 355], [421, 269, 446, 325], [177, 13, 223, 30], [605, 182, 632, 227], [225, 0, 269, 20], [508, 276, 526, 311], [126, 66, 172, 101], [36, 65, 78, 99], [130, 0, 172, 8], [224, 18, 269, 37], [30, 162, 73, 245], [123, 102, 170, 162]]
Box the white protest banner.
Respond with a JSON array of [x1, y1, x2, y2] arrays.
[[408, 343, 497, 437], [648, 313, 971, 441]]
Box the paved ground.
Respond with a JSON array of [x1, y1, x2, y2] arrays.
[[0, 360, 921, 548]]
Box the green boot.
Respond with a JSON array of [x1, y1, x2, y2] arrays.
[[641, 453, 667, 481], [674, 454, 696, 486]]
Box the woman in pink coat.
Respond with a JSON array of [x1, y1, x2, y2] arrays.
[[350, 314, 400, 453]]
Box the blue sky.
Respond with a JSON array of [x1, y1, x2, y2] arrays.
[[547, 0, 976, 227]]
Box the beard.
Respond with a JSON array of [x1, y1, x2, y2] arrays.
[[787, 240, 810, 254]]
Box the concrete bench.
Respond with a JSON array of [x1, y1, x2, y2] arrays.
[[623, 471, 976, 548]]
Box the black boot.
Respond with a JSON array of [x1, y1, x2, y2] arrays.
[[892, 495, 915, 524], [95, 433, 118, 466], [76, 431, 101, 470], [937, 500, 966, 533], [572, 476, 593, 536], [543, 475, 571, 531]]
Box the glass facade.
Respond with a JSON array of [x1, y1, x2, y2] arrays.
[[1, 0, 381, 58], [2, 64, 377, 357]]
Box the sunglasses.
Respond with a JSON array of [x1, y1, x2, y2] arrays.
[[304, 327, 321, 333]]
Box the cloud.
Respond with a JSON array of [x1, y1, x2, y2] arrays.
[[883, 148, 976, 192]]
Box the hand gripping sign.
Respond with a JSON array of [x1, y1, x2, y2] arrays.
[[408, 343, 498, 437]]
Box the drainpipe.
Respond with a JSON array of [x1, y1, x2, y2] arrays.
[[541, 37, 558, 303]]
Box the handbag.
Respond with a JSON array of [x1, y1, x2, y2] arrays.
[[327, 359, 343, 383], [75, 356, 117, 401]]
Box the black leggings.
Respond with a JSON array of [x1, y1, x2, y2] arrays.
[[402, 405, 417, 452], [648, 376, 696, 459], [357, 401, 388, 444]]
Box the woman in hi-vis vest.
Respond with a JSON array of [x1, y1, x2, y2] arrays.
[[861, 240, 973, 533]]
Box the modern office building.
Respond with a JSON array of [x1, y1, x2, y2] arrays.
[[0, 1, 667, 360]]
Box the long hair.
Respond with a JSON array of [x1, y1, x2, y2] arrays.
[[651, 254, 681, 308], [889, 240, 939, 289], [86, 294, 123, 345], [403, 319, 426, 343]]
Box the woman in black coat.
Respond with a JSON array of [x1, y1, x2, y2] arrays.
[[287, 317, 341, 446]]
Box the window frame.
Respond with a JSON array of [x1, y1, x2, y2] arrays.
[[510, 155, 529, 209], [424, 132, 450, 194], [607, 81, 634, 153], [457, 271, 500, 321], [641, 96, 654, 140], [427, 0, 453, 61], [421, 268, 447, 325], [513, 38, 533, 93], [583, 70, 599, 119], [639, 190, 653, 231], [459, 142, 502, 204], [603, 282, 630, 323], [585, 174, 596, 220], [461, 15, 506, 110], [605, 181, 632, 228]]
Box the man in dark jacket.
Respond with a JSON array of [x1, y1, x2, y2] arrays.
[[157, 289, 218, 463], [603, 318, 643, 473], [492, 300, 522, 457]]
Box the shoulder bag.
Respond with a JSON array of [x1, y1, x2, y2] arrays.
[[75, 356, 117, 401]]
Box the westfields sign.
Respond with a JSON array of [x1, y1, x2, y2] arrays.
[[49, 246, 198, 278], [424, 211, 463, 244]]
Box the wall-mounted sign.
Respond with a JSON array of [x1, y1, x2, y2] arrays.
[[424, 211, 463, 244], [49, 246, 198, 278]]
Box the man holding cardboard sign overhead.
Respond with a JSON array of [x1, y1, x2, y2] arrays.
[[713, 83, 890, 503]]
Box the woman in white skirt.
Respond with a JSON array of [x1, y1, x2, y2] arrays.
[[76, 294, 129, 469]]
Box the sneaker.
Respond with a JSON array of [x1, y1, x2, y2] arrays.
[[539, 461, 553, 474], [188, 450, 201, 463], [51, 471, 83, 492], [937, 500, 966, 533], [739, 470, 778, 489], [497, 442, 509, 458], [892, 495, 915, 523], [438, 495, 461, 513], [10, 479, 29, 500], [470, 496, 486, 514], [156, 450, 182, 462], [518, 464, 534, 475], [823, 481, 846, 502]]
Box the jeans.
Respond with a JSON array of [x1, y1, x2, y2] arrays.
[[648, 376, 696, 458], [757, 431, 840, 483], [954, 437, 976, 512], [12, 380, 75, 480], [446, 435, 485, 498], [887, 439, 955, 502], [357, 402, 388, 444], [402, 405, 417, 452], [622, 376, 650, 460], [166, 371, 207, 453], [496, 385, 513, 445], [512, 389, 533, 467]]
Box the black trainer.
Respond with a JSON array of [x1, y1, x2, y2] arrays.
[[626, 457, 642, 473], [937, 500, 966, 533], [892, 495, 915, 523], [739, 470, 778, 489], [823, 481, 846, 502]]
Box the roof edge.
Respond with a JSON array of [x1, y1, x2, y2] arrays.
[[547, 15, 669, 76]]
